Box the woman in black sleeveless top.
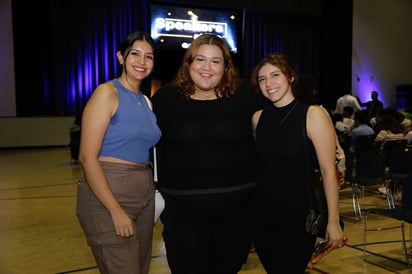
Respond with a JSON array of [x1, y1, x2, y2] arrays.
[[250, 53, 345, 273]]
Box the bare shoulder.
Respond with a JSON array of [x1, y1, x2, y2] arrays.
[[85, 81, 118, 117], [252, 109, 263, 130], [307, 105, 329, 121], [307, 105, 335, 140], [94, 81, 117, 97]]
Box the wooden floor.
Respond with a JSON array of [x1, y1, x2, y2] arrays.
[[1, 147, 412, 274]]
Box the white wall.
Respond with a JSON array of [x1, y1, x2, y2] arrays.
[[352, 0, 412, 108], [0, 117, 74, 148]]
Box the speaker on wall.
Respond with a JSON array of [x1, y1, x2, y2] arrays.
[[396, 84, 412, 111]]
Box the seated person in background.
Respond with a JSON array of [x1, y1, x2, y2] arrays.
[[405, 130, 412, 144], [335, 106, 355, 135], [403, 107, 412, 143], [370, 108, 384, 131], [374, 108, 405, 144], [400, 109, 412, 142], [334, 107, 354, 154], [369, 115, 378, 128], [349, 110, 375, 154], [334, 90, 362, 118], [382, 107, 411, 131], [404, 124, 412, 144], [373, 108, 405, 196], [396, 110, 412, 131], [331, 113, 343, 127], [401, 107, 412, 121]]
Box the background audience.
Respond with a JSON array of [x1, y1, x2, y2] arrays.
[[334, 90, 362, 118], [349, 110, 375, 154]]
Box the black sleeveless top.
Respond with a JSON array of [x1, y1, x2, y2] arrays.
[[254, 99, 316, 217]]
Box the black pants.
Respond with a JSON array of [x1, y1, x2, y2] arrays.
[[160, 188, 254, 274], [252, 192, 316, 273]]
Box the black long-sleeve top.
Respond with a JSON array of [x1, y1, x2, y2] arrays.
[[151, 80, 262, 194]]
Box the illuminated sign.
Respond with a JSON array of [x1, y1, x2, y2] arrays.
[[150, 4, 240, 53]]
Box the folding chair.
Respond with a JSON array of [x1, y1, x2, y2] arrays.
[[362, 142, 412, 271], [350, 140, 387, 220], [384, 140, 410, 202]]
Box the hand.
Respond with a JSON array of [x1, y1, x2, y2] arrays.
[[326, 221, 345, 249], [111, 207, 134, 237], [311, 237, 348, 264]]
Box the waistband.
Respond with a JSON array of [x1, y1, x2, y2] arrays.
[[159, 181, 257, 196], [99, 161, 153, 170]]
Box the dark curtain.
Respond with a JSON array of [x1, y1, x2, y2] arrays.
[[242, 10, 320, 80], [12, 0, 350, 116], [13, 0, 149, 116]]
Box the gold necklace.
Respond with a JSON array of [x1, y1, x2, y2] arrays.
[[118, 78, 142, 106], [132, 92, 142, 106]]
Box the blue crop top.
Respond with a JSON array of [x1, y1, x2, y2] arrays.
[[99, 79, 161, 162]]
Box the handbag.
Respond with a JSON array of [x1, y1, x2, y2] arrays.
[[305, 169, 328, 238]]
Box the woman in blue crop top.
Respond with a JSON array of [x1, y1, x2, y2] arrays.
[[76, 31, 161, 274]]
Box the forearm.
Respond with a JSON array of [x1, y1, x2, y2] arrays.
[[322, 171, 341, 222]]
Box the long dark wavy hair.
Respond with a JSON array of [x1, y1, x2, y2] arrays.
[[169, 34, 240, 100]]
